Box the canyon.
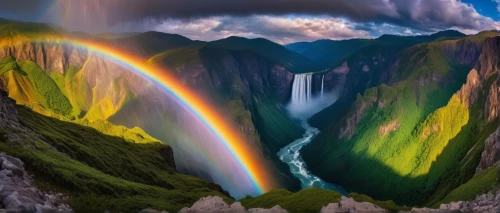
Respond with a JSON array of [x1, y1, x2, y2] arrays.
[[0, 19, 499, 213]]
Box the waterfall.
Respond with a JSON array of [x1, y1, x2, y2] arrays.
[[291, 74, 312, 105], [321, 75, 324, 99], [288, 73, 338, 119]]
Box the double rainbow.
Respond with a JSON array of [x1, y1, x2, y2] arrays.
[[28, 37, 273, 195]]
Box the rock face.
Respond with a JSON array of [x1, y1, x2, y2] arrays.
[[477, 126, 500, 173], [0, 153, 73, 213], [320, 197, 388, 213], [402, 190, 500, 213], [179, 196, 288, 213], [0, 90, 45, 147]]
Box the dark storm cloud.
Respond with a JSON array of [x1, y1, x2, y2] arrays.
[[114, 0, 496, 31], [1, 0, 497, 32]]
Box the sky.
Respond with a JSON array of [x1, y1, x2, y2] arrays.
[[0, 0, 499, 44]]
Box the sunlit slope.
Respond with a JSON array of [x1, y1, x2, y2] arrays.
[[302, 34, 499, 205], [0, 19, 303, 191], [0, 104, 229, 213], [0, 56, 73, 117], [306, 31, 469, 130]]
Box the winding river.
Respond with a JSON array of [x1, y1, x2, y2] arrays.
[[277, 121, 347, 195]]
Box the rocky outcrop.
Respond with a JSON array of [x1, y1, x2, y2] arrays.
[[485, 81, 499, 122], [457, 37, 500, 108], [379, 119, 400, 136], [0, 42, 89, 75], [0, 153, 73, 213], [179, 196, 288, 213], [339, 96, 377, 139], [456, 69, 482, 108], [438, 38, 482, 68], [402, 190, 500, 213], [0, 90, 45, 147], [477, 126, 500, 173], [320, 196, 388, 213]]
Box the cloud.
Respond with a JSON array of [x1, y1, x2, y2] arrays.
[[151, 16, 371, 44], [0, 0, 499, 42], [24, 0, 497, 32]]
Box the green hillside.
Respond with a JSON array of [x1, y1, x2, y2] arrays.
[[0, 102, 229, 213], [302, 34, 500, 205]]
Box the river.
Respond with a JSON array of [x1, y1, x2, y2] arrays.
[[277, 121, 347, 195]]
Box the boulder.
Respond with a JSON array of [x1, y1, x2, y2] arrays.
[[180, 196, 288, 213]]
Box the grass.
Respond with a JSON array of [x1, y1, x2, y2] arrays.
[[240, 188, 342, 213], [302, 38, 473, 205], [437, 166, 499, 205], [348, 193, 410, 212], [0, 128, 7, 141], [0, 56, 74, 117], [0, 105, 230, 213], [239, 188, 409, 213], [1, 142, 228, 213], [17, 60, 73, 116]]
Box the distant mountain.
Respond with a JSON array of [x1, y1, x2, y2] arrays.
[[286, 39, 370, 68], [210, 36, 321, 73], [110, 31, 204, 57], [286, 30, 466, 70]]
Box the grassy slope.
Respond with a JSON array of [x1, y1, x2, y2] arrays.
[[240, 188, 342, 213], [0, 106, 229, 213], [0, 56, 73, 117], [302, 37, 479, 205], [239, 188, 409, 213], [436, 166, 499, 206], [308, 31, 467, 130]]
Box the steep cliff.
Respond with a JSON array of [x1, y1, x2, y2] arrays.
[[307, 31, 470, 130], [0, 88, 230, 212], [301, 33, 500, 205]]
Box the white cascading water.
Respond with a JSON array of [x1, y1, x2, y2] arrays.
[[291, 74, 313, 105], [280, 73, 346, 194], [321, 75, 324, 98]]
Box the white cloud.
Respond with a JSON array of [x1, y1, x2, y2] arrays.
[[152, 15, 371, 44]]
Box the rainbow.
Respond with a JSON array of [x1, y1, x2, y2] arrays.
[[32, 36, 274, 195]]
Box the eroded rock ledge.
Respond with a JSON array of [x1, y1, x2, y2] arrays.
[[0, 153, 73, 213]]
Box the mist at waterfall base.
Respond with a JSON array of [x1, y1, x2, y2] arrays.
[[279, 74, 347, 195], [287, 74, 339, 120]]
